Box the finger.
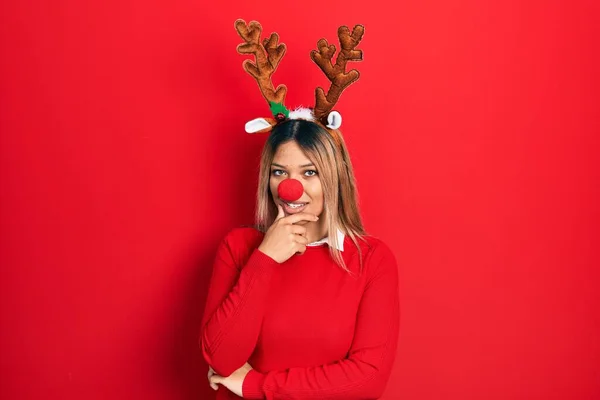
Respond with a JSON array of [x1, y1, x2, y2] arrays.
[[295, 243, 307, 255], [290, 224, 307, 236], [293, 234, 309, 245], [295, 241, 307, 251], [284, 212, 319, 225], [210, 382, 219, 391], [275, 203, 285, 220]]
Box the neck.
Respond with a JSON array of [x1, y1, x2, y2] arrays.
[[304, 209, 329, 244]]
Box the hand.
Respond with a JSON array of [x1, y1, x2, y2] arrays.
[[258, 204, 318, 263], [208, 362, 254, 397], [207, 366, 218, 391]]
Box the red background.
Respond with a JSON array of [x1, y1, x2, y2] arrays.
[[1, 1, 599, 399]]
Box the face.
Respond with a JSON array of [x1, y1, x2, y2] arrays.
[[269, 141, 324, 223]]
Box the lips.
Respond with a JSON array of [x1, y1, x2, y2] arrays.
[[281, 200, 308, 214]]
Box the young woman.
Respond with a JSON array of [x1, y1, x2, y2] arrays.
[[199, 119, 400, 399], [198, 19, 400, 399]]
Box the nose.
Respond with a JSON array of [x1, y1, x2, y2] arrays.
[[278, 178, 303, 202]]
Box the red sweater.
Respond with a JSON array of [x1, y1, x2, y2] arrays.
[[199, 227, 400, 399]]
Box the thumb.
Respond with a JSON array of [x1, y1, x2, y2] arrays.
[[276, 203, 285, 220]]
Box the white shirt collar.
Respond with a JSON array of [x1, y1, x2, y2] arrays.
[[305, 228, 345, 251]]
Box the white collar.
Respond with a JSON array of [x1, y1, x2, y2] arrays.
[[306, 228, 345, 251]]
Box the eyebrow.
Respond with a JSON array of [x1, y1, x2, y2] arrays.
[[271, 162, 315, 168]]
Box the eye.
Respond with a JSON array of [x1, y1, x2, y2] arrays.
[[304, 170, 318, 177], [271, 169, 286, 177]]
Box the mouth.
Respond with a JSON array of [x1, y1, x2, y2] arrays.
[[280, 200, 308, 214]]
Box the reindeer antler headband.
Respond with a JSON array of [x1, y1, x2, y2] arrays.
[[234, 19, 364, 134]]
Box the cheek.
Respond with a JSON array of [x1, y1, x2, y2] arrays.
[[306, 181, 324, 204], [316, 192, 324, 207]]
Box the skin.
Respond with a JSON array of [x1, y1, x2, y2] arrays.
[[208, 363, 252, 397], [207, 141, 329, 395], [268, 140, 328, 244]]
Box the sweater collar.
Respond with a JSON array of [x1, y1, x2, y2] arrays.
[[305, 228, 345, 251]]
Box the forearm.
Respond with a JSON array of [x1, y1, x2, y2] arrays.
[[241, 241, 401, 399], [200, 247, 278, 376], [243, 346, 398, 400]]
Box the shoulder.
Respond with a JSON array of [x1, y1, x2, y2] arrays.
[[350, 235, 395, 259], [350, 235, 398, 277], [222, 225, 264, 247], [219, 226, 265, 269]]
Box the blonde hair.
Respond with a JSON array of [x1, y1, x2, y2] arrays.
[[255, 119, 366, 274]]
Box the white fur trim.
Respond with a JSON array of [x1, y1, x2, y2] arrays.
[[326, 111, 342, 129], [288, 107, 315, 121], [245, 118, 272, 133]]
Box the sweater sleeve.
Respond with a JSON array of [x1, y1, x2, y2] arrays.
[[199, 230, 279, 377], [241, 241, 400, 400]]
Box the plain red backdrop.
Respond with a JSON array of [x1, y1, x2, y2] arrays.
[[1, 0, 599, 399]]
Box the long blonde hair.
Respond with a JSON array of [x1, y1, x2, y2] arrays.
[[255, 119, 366, 274]]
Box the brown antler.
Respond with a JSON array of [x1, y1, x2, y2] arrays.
[[235, 19, 287, 107], [311, 25, 364, 120]]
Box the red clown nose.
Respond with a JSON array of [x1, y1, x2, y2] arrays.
[[277, 179, 303, 202]]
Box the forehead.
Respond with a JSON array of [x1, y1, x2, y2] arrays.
[[272, 141, 312, 166]]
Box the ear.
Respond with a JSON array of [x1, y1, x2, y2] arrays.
[[325, 111, 342, 129], [245, 117, 276, 134]]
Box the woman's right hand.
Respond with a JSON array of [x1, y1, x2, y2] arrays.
[[258, 204, 319, 263]]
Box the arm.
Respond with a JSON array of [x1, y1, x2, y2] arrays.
[[241, 242, 400, 400], [199, 232, 279, 377]]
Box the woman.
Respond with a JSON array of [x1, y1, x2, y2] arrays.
[[198, 20, 400, 399]]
